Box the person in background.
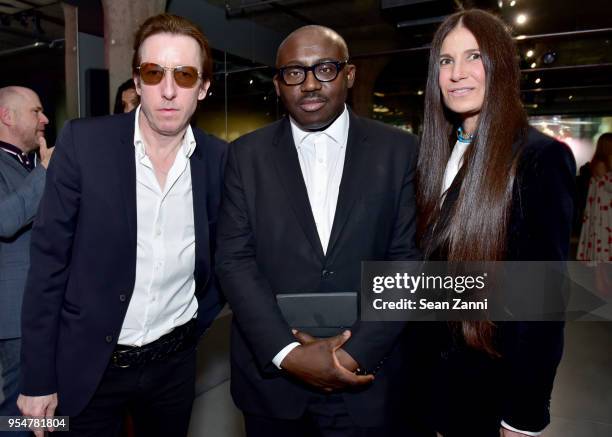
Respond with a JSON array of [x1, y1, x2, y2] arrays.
[[0, 86, 52, 437], [17, 14, 226, 437], [577, 132, 612, 293], [416, 9, 574, 437], [113, 79, 140, 114]]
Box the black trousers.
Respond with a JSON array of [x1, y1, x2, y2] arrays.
[[244, 393, 426, 437], [62, 345, 196, 437]]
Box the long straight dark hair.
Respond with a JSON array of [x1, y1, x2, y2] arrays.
[[417, 9, 528, 355]]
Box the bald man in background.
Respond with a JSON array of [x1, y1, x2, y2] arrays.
[[0, 86, 52, 435]]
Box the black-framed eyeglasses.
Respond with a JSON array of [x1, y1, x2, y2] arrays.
[[277, 60, 348, 86]]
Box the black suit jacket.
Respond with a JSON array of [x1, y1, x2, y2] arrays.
[[20, 111, 227, 416], [417, 127, 575, 434], [216, 110, 420, 427]]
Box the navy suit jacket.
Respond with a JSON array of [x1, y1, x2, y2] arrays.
[[0, 148, 46, 339], [20, 111, 227, 416], [216, 111, 420, 427]]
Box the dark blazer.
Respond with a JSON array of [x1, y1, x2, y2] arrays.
[[417, 127, 575, 435], [0, 148, 46, 339], [20, 111, 227, 416], [216, 110, 420, 427]]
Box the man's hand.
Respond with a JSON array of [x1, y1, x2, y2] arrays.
[[39, 136, 54, 169], [281, 330, 373, 392], [17, 393, 58, 437], [293, 329, 360, 372]]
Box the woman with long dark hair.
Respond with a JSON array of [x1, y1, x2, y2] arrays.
[[416, 9, 575, 437]]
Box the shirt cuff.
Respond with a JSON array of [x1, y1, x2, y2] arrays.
[[501, 420, 543, 436], [272, 342, 300, 369]]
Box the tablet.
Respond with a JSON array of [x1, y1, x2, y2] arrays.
[[276, 292, 358, 337]]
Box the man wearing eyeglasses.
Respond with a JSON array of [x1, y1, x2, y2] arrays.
[[216, 25, 419, 436], [17, 14, 226, 437]]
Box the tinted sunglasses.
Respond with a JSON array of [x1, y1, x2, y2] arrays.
[[137, 62, 201, 88]]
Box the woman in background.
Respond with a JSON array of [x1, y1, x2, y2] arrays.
[[416, 9, 575, 437], [577, 132, 612, 293]]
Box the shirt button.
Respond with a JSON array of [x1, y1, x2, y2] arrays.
[[119, 294, 127, 302], [155, 229, 162, 237], [105, 335, 113, 343]]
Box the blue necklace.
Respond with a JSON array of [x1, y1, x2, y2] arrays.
[[457, 126, 474, 143]]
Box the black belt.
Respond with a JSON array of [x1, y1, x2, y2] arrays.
[[111, 319, 197, 368]]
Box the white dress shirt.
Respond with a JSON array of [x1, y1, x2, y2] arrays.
[[118, 106, 198, 346], [441, 140, 469, 197], [272, 105, 350, 368], [441, 138, 542, 436]]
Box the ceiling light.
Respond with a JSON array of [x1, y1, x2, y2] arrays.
[[374, 92, 385, 97], [516, 14, 527, 25], [249, 79, 254, 85], [542, 51, 557, 65], [373, 105, 390, 113], [510, 0, 516, 6], [568, 95, 573, 100], [530, 62, 537, 68], [534, 78, 541, 84], [498, 1, 503, 7], [417, 90, 424, 96], [526, 50, 534, 58]]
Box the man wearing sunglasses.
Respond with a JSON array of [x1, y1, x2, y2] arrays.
[[217, 25, 419, 436], [18, 14, 226, 437]]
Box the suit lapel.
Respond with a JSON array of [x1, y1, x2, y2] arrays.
[[272, 118, 325, 261], [190, 139, 208, 291], [425, 171, 462, 258], [326, 112, 370, 255], [116, 112, 137, 256]]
